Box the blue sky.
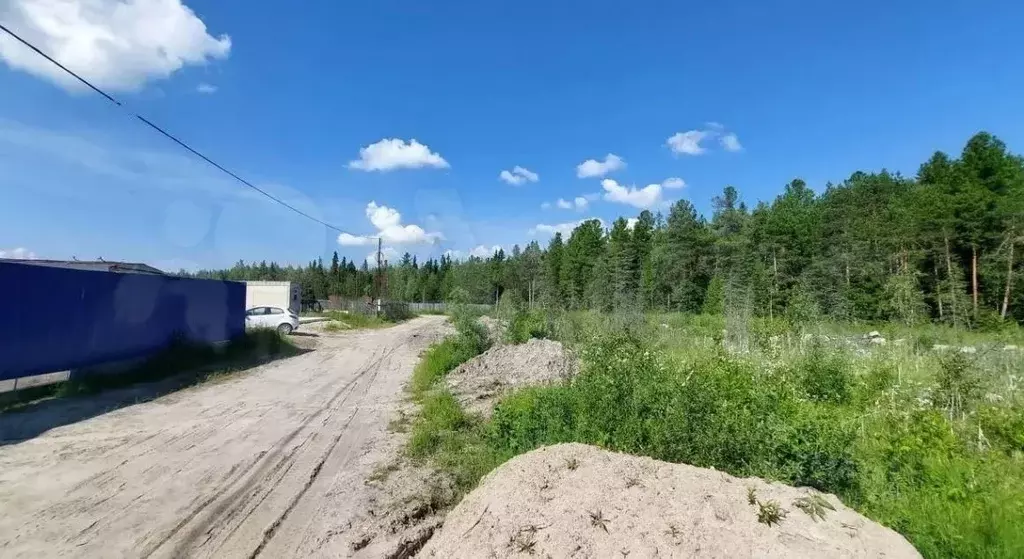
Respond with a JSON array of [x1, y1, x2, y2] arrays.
[[2, 0, 1024, 270]]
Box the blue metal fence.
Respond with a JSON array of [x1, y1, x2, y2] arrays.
[[0, 262, 244, 381]]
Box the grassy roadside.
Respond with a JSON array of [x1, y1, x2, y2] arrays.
[[318, 310, 417, 331], [402, 308, 507, 495], [403, 307, 561, 498], [404, 310, 1024, 558], [0, 329, 300, 413]]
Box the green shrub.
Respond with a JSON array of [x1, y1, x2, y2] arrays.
[[855, 408, 1024, 558], [977, 405, 1024, 455], [913, 330, 939, 353], [934, 352, 981, 418], [488, 333, 860, 495], [489, 386, 579, 453], [405, 312, 1024, 558], [689, 314, 726, 338], [750, 317, 793, 351], [505, 310, 549, 344], [975, 310, 1015, 334], [773, 406, 860, 494], [855, 361, 897, 404], [793, 344, 853, 405]]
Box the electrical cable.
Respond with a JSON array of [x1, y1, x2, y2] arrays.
[[0, 21, 349, 233]]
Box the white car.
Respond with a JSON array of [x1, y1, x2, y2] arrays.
[[245, 306, 300, 335]]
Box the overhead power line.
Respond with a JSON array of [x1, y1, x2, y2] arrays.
[[0, 22, 349, 234]]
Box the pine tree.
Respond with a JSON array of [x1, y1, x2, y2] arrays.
[[562, 220, 605, 309], [703, 275, 725, 316], [657, 200, 713, 312], [606, 217, 636, 311], [632, 211, 656, 309], [543, 233, 565, 307]]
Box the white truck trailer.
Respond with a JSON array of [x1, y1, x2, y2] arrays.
[[244, 281, 301, 314]]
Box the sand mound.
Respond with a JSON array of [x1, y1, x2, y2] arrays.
[[445, 338, 578, 418], [421, 443, 921, 558]]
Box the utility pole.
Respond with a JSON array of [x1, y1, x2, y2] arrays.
[[373, 238, 388, 314]]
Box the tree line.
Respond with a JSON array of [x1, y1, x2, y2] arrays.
[[186, 131, 1024, 325]]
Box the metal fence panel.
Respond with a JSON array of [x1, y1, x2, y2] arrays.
[[0, 262, 244, 381]]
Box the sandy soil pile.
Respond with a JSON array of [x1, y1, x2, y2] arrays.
[[445, 338, 578, 418], [421, 443, 921, 558]]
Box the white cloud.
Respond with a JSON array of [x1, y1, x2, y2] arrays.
[[662, 177, 686, 189], [366, 202, 401, 230], [337, 201, 443, 247], [513, 166, 538, 182], [540, 201, 552, 210], [365, 246, 399, 268], [196, 82, 217, 94], [576, 153, 625, 178], [553, 196, 589, 211], [666, 130, 710, 156], [0, 247, 37, 259], [601, 178, 663, 209], [626, 218, 639, 230], [444, 245, 502, 260], [499, 165, 539, 185], [529, 218, 603, 237], [499, 170, 522, 185], [470, 245, 502, 258], [721, 133, 742, 152], [348, 138, 449, 172], [667, 125, 742, 156], [0, 0, 231, 92], [337, 233, 375, 247]]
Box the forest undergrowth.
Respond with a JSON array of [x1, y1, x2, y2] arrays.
[[408, 307, 1024, 558]]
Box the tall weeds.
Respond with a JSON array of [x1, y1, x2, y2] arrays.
[[407, 310, 1024, 557]]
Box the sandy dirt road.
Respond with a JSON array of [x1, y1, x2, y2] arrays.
[[0, 315, 448, 558]]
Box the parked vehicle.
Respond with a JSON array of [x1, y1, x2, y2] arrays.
[[245, 306, 299, 335]]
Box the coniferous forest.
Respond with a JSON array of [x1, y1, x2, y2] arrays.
[[190, 132, 1024, 326]]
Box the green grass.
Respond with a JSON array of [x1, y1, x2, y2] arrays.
[[411, 337, 477, 395], [402, 312, 502, 496], [409, 314, 490, 397], [0, 329, 300, 413], [408, 390, 506, 494], [403, 311, 1024, 558], [504, 309, 550, 344], [321, 311, 400, 330]]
